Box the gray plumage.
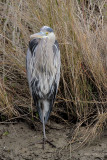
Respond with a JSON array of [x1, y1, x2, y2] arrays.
[[26, 26, 60, 144]]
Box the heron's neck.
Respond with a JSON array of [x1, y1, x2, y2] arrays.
[[40, 38, 55, 53]]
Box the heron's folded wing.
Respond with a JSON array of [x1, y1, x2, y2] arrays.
[[26, 39, 39, 93]]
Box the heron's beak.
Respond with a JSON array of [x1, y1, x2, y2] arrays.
[[30, 32, 46, 39]]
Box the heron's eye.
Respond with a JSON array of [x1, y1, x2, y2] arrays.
[[45, 32, 48, 35]]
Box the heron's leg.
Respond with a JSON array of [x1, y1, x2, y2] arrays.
[[41, 105, 56, 149], [42, 119, 56, 149], [43, 120, 47, 139], [31, 97, 33, 118], [42, 114, 47, 149]]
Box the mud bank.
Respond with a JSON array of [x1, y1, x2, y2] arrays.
[[0, 122, 107, 160]]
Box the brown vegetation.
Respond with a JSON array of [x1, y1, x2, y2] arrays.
[[0, 0, 107, 145]]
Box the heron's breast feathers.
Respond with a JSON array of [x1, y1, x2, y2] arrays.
[[31, 66, 57, 98], [27, 38, 60, 101]]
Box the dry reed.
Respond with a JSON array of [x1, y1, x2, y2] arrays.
[[0, 0, 107, 145]]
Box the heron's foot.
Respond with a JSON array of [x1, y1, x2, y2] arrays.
[[37, 138, 56, 149], [42, 137, 56, 149], [43, 138, 56, 149], [45, 139, 56, 148]]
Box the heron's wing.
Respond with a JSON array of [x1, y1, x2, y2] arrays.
[[47, 40, 60, 99], [53, 40, 61, 91], [26, 39, 39, 93], [43, 40, 60, 123], [29, 39, 39, 53]]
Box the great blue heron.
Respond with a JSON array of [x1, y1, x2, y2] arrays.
[[26, 26, 60, 148]]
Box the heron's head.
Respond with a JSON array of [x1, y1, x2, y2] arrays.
[[30, 26, 55, 41]]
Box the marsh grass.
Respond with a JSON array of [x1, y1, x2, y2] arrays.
[[0, 0, 107, 144]]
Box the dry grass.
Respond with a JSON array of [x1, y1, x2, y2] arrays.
[[0, 0, 107, 144]]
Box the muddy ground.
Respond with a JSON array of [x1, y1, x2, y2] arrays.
[[0, 121, 107, 160]]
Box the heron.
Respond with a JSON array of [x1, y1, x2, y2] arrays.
[[26, 26, 60, 148]]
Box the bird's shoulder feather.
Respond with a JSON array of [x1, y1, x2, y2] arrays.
[[29, 38, 39, 53]]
